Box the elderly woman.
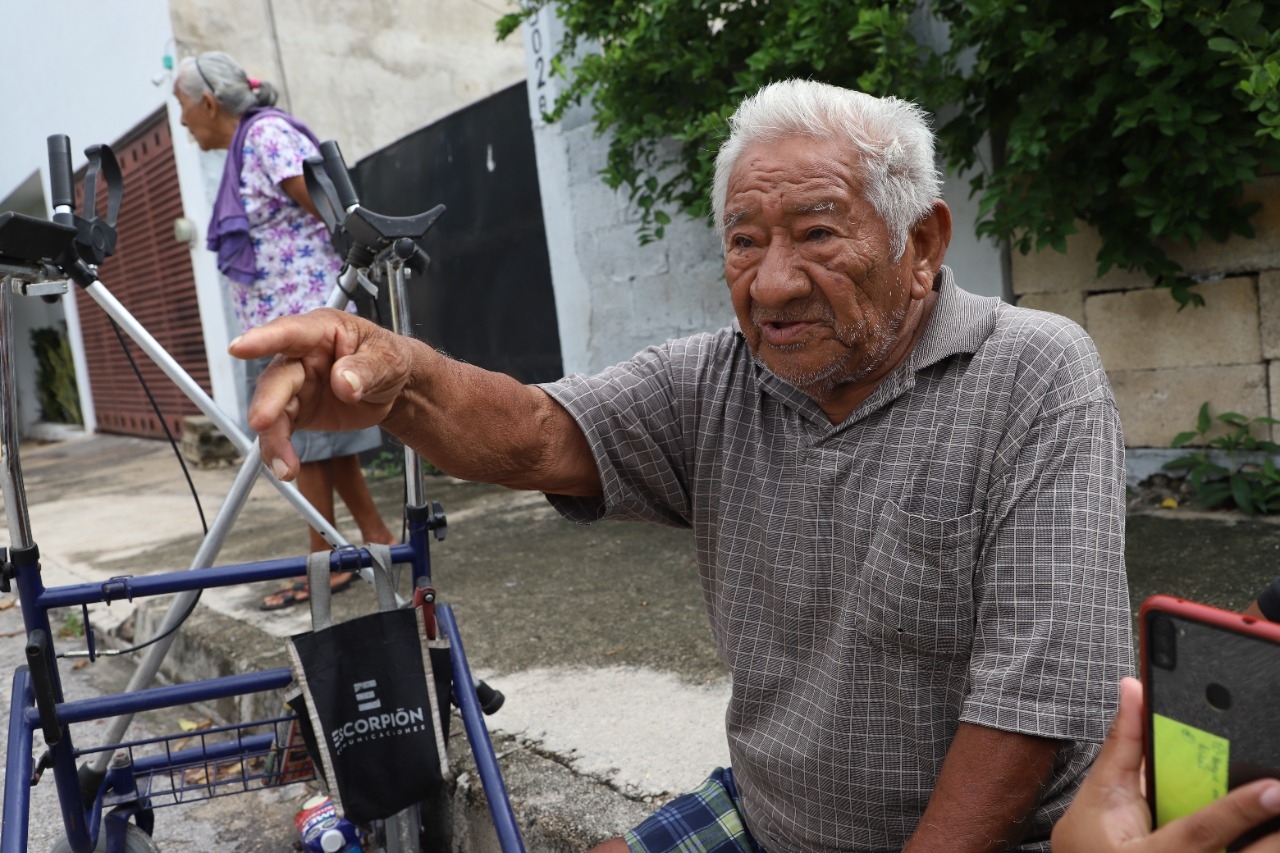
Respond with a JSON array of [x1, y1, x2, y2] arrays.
[[173, 51, 396, 609]]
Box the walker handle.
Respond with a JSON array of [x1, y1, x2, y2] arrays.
[[82, 144, 123, 229], [47, 136, 75, 222], [319, 140, 359, 211]]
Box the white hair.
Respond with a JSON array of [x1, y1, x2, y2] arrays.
[[711, 79, 941, 260], [175, 51, 278, 117]]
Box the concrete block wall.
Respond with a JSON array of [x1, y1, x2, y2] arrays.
[[1011, 175, 1280, 449]]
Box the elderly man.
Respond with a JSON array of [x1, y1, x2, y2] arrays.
[[232, 79, 1132, 852]]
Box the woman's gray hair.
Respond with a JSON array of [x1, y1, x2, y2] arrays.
[[175, 51, 278, 116], [711, 79, 941, 260]]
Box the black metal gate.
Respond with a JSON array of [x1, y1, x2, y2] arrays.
[[351, 83, 562, 385]]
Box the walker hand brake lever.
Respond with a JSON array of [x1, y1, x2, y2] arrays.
[[303, 155, 350, 258], [309, 139, 447, 262], [71, 143, 123, 266]]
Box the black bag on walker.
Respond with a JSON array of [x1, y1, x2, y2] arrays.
[[286, 546, 451, 824]]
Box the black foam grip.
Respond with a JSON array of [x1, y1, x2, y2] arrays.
[[83, 144, 123, 226], [25, 630, 61, 746], [319, 141, 359, 210], [47, 136, 74, 212], [474, 679, 505, 715]]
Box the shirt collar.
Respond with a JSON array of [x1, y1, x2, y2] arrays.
[[905, 266, 1000, 372]]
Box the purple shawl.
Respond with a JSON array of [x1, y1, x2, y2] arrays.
[[206, 107, 323, 285]]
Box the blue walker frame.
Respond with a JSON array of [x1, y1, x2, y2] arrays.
[[0, 135, 527, 853], [1, 532, 524, 852]]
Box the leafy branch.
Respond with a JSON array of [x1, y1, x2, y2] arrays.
[[498, 0, 1280, 302]]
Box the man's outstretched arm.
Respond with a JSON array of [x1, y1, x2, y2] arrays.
[[229, 308, 602, 497]]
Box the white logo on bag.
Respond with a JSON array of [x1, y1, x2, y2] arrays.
[[329, 677, 428, 756], [354, 680, 380, 712]]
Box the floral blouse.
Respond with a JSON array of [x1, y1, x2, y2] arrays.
[[230, 116, 344, 331]]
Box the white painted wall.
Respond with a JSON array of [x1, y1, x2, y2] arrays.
[[909, 7, 1006, 299], [0, 3, 175, 211], [523, 7, 729, 377], [168, 128, 243, 427], [523, 6, 1006, 378], [940, 152, 1008, 300]]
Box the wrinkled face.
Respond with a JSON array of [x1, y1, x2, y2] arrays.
[[173, 85, 219, 151], [722, 135, 925, 407]]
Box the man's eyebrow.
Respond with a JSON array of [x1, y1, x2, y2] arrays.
[[723, 200, 844, 230], [789, 200, 839, 215]]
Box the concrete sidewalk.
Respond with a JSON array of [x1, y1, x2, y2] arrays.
[[0, 432, 732, 851]]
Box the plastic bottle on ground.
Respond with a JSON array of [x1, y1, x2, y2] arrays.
[[295, 793, 363, 853]]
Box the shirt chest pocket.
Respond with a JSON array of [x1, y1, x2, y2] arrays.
[[855, 501, 981, 660]]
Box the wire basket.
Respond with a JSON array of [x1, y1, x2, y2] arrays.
[[76, 714, 316, 808]]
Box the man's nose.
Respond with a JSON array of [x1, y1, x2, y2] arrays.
[[751, 240, 811, 305]]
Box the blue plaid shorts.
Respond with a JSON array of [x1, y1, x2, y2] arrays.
[[624, 767, 765, 853]]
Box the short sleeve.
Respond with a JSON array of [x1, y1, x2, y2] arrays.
[[961, 353, 1133, 744], [243, 117, 318, 187], [539, 341, 701, 528]]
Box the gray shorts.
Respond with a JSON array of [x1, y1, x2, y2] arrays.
[[243, 356, 383, 464]]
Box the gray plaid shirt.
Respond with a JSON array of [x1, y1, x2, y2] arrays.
[[542, 268, 1133, 853]]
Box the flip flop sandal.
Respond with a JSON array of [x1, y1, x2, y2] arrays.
[[260, 580, 311, 611], [260, 573, 356, 612]]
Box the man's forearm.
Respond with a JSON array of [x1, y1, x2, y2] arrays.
[[381, 340, 601, 496], [231, 308, 603, 495], [902, 722, 1062, 853]]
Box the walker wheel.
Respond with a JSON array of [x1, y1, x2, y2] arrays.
[[50, 821, 159, 853]]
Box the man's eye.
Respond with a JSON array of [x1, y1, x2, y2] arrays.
[[806, 228, 832, 241], [732, 235, 754, 249]]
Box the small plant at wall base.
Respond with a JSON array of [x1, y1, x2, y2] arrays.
[[1164, 403, 1280, 515], [30, 327, 81, 426]]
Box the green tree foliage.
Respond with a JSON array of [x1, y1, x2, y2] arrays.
[[498, 0, 1280, 304], [29, 327, 81, 425], [501, 0, 931, 243], [935, 0, 1280, 306]]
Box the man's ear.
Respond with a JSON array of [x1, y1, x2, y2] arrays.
[[907, 200, 952, 296]]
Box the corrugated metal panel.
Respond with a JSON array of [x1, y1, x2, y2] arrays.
[[73, 108, 210, 440]]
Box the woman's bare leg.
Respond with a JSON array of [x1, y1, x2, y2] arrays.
[[296, 459, 337, 553], [330, 453, 397, 545], [261, 459, 342, 608]]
